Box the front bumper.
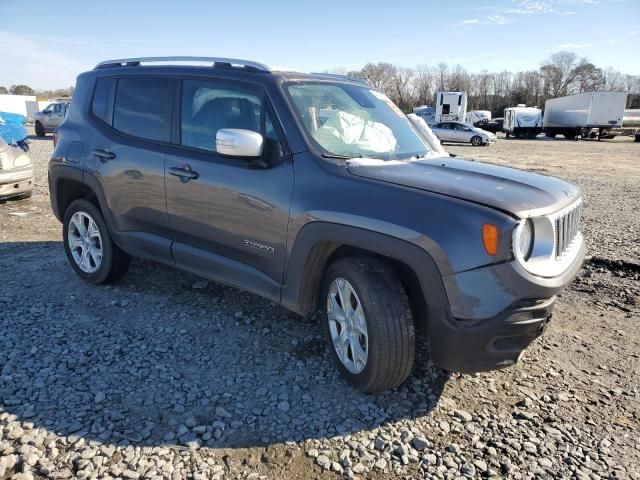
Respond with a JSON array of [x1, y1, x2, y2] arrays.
[[429, 240, 585, 373], [0, 165, 34, 198], [428, 297, 555, 373]]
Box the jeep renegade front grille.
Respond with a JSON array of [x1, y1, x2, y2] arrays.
[[555, 203, 582, 259]]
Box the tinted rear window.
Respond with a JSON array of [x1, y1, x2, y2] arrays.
[[113, 77, 170, 141], [91, 78, 115, 124]]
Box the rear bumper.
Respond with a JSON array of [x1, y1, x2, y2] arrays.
[[428, 297, 555, 373]]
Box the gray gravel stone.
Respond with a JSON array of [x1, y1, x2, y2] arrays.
[[316, 454, 331, 470]]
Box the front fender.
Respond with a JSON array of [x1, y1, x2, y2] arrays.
[[281, 221, 450, 315]]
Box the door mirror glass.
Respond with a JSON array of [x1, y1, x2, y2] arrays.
[[216, 128, 264, 158]]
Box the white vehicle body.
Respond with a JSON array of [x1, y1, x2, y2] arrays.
[[622, 109, 640, 128], [504, 105, 542, 138], [543, 91, 627, 139], [466, 110, 491, 124], [412, 105, 436, 125], [0, 94, 37, 117], [435, 92, 467, 123]]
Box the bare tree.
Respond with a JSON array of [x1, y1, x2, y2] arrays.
[[390, 67, 416, 111], [414, 64, 434, 106], [436, 63, 449, 91], [345, 50, 639, 114], [355, 62, 397, 93]]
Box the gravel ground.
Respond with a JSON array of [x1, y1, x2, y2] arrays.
[[0, 131, 638, 480]]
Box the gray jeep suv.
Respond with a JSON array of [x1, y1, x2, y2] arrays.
[[48, 57, 585, 393]]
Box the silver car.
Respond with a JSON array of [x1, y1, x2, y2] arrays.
[[33, 101, 70, 137], [431, 121, 496, 146]]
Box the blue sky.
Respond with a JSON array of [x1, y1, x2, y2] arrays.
[[1, 0, 638, 89]]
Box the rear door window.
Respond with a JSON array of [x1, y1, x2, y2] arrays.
[[113, 77, 171, 142]]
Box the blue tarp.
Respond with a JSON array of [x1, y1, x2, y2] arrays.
[[0, 111, 28, 145]]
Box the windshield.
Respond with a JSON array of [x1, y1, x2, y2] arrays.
[[286, 82, 431, 160]]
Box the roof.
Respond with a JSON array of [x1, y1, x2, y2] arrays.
[[93, 56, 370, 86]]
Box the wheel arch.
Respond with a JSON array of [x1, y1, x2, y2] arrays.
[[281, 223, 450, 323], [50, 166, 113, 231]]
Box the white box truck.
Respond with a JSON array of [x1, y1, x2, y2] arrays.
[[503, 105, 543, 138], [543, 91, 627, 140], [436, 91, 467, 123]]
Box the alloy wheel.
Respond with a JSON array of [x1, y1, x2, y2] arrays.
[[68, 211, 103, 273], [327, 278, 369, 374]]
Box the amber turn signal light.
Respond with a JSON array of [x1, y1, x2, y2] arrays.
[[482, 224, 499, 255]]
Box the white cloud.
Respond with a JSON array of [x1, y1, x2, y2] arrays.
[[459, 15, 513, 26], [0, 31, 89, 89], [554, 42, 595, 49], [460, 0, 594, 26]]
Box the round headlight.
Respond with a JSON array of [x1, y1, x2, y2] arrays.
[[13, 154, 32, 168], [514, 220, 534, 261]]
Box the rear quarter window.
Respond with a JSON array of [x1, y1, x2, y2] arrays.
[[91, 78, 116, 124], [112, 77, 171, 142]]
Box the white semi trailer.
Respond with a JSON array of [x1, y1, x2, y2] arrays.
[[503, 105, 542, 138], [436, 91, 467, 123], [543, 91, 627, 140]]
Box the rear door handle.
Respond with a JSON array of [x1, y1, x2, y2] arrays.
[[168, 166, 199, 182], [92, 149, 115, 161]]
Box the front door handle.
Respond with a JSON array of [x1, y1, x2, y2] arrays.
[[168, 166, 199, 182], [92, 149, 116, 161]]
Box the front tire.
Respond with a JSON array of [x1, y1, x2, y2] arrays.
[[322, 256, 415, 393], [35, 122, 45, 137], [63, 199, 130, 284], [471, 135, 482, 146]]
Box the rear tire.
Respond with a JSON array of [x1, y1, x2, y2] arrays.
[[62, 199, 130, 284], [321, 256, 415, 393], [35, 122, 45, 137]]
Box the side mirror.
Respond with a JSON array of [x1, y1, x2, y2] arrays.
[[216, 129, 263, 158]]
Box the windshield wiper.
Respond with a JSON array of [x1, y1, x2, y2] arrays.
[[322, 153, 362, 160]]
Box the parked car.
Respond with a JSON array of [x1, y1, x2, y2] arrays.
[[475, 117, 503, 134], [49, 57, 585, 393], [0, 111, 29, 151], [33, 100, 70, 137], [0, 137, 34, 200], [431, 121, 497, 146]]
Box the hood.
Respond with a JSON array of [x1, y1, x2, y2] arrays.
[[346, 157, 580, 218], [472, 126, 495, 137], [0, 112, 28, 145]]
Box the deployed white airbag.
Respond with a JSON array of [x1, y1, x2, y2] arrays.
[[407, 114, 449, 156], [313, 111, 397, 154]]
